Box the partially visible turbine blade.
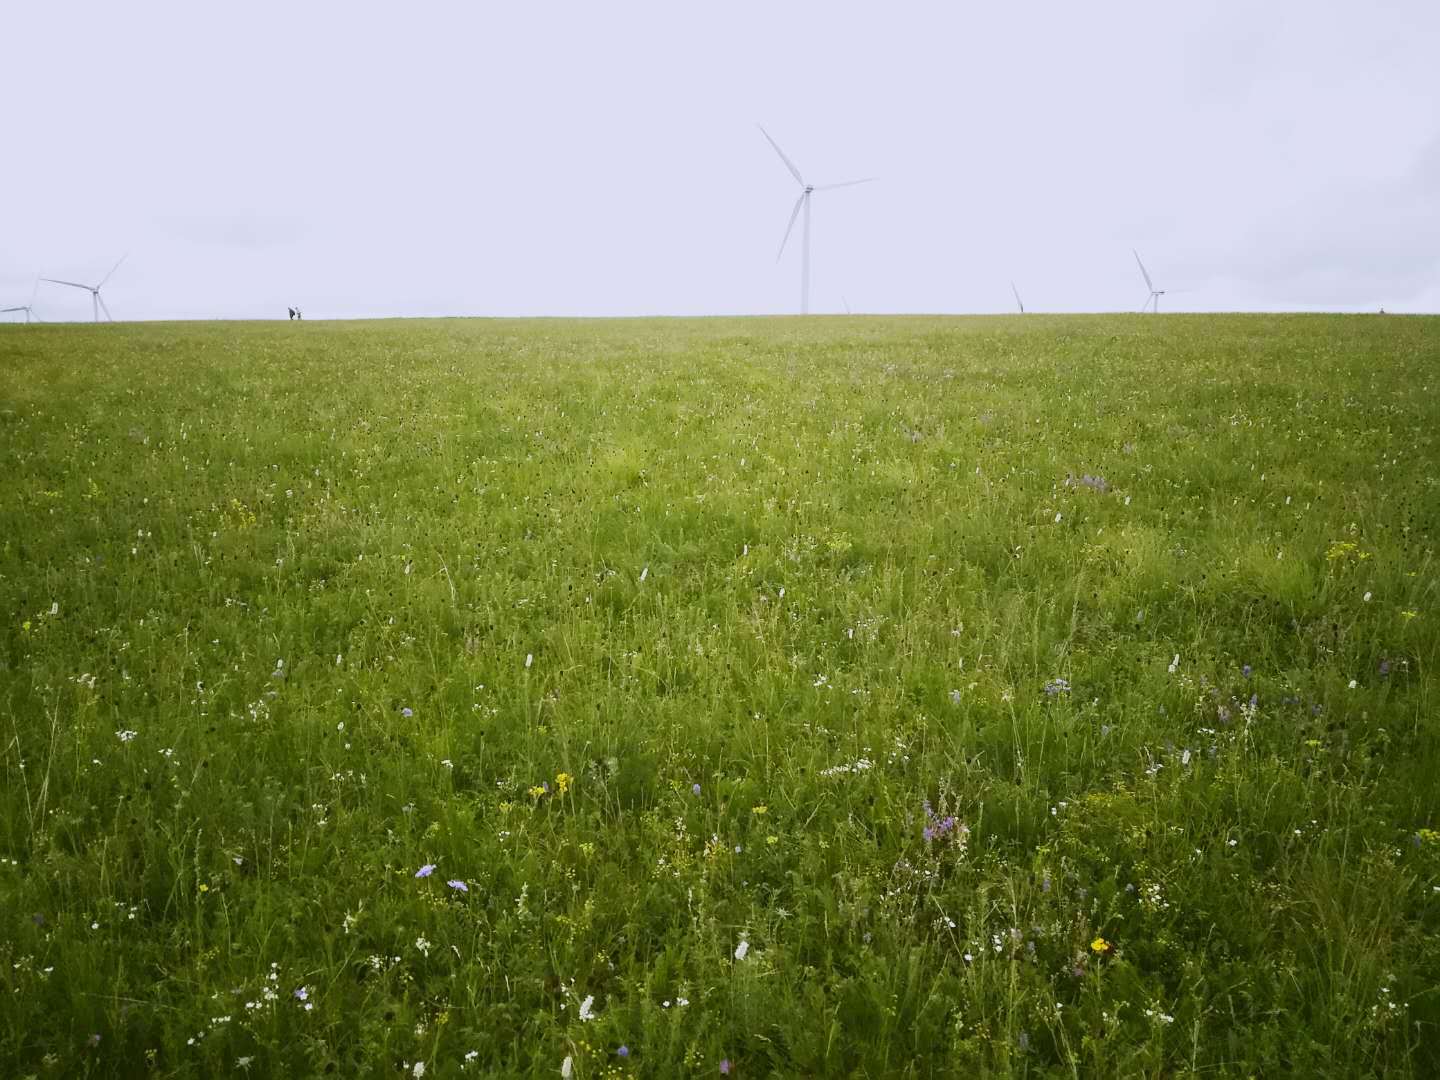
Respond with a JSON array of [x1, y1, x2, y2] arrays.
[[813, 177, 877, 191], [42, 278, 92, 291], [1133, 250, 1154, 292], [0, 306, 24, 314], [97, 294, 114, 322], [758, 125, 806, 187], [777, 193, 805, 262], [1011, 281, 1025, 314], [98, 254, 128, 289], [29, 274, 40, 306]]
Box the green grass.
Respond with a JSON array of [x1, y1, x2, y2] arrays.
[[1, 313, 1437, 1077]]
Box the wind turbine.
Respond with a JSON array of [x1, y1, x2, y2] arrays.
[[1, 276, 43, 323], [759, 125, 875, 315], [43, 255, 126, 322], [1011, 281, 1026, 314], [1133, 249, 1165, 312]]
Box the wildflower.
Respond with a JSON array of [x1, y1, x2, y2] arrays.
[[578, 995, 597, 1021], [447, 880, 469, 893], [413, 1064, 427, 1078], [237, 1056, 254, 1068], [1242, 664, 1252, 678], [561, 1055, 574, 1078], [692, 783, 702, 796], [1043, 678, 1070, 696], [1090, 936, 1113, 955], [555, 772, 572, 795], [1364, 591, 1373, 602], [734, 938, 750, 961], [1401, 610, 1418, 621], [617, 1045, 630, 1058], [402, 707, 414, 718], [87, 1034, 102, 1048], [415, 936, 431, 956], [1168, 654, 1180, 674], [294, 986, 309, 1001], [415, 864, 436, 878], [525, 653, 533, 669], [719, 1060, 733, 1075], [528, 784, 547, 798], [751, 805, 768, 816], [1379, 659, 1391, 677]]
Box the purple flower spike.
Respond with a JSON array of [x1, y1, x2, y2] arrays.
[[447, 879, 468, 892], [415, 864, 436, 878], [692, 783, 702, 796], [719, 1060, 733, 1075], [1242, 665, 1252, 678]]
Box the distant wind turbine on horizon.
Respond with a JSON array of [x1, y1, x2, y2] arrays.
[[1133, 250, 1165, 313], [1, 276, 43, 323], [1011, 281, 1026, 314], [43, 255, 127, 322], [759, 125, 875, 315]]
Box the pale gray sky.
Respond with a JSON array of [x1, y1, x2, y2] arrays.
[[3, 1, 1438, 320]]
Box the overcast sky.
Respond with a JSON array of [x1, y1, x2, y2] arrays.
[[3, 1, 1438, 320]]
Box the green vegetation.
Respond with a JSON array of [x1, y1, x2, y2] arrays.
[[1, 314, 1437, 1077]]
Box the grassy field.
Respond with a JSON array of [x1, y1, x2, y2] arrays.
[[1, 313, 1437, 1077]]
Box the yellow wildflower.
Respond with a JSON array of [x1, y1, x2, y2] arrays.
[[555, 772, 573, 795]]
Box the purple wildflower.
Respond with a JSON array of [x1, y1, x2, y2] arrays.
[[402, 707, 414, 718], [1043, 678, 1070, 696], [692, 783, 702, 796], [719, 1060, 733, 1075], [921, 799, 963, 844], [1242, 664, 1252, 678], [617, 1046, 630, 1058], [1379, 659, 1391, 677], [447, 879, 468, 893], [415, 864, 436, 878]]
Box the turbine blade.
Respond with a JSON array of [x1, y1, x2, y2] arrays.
[[97, 294, 114, 322], [29, 274, 40, 306], [777, 193, 805, 262], [0, 306, 24, 313], [1011, 281, 1024, 313], [42, 278, 92, 291], [813, 177, 877, 191], [1133, 249, 1154, 291], [98, 253, 128, 289], [758, 125, 805, 187]]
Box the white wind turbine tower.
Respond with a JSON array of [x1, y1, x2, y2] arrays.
[[759, 125, 875, 315], [1133, 249, 1166, 312], [1, 276, 43, 323], [1011, 281, 1026, 314], [43, 255, 127, 322]]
